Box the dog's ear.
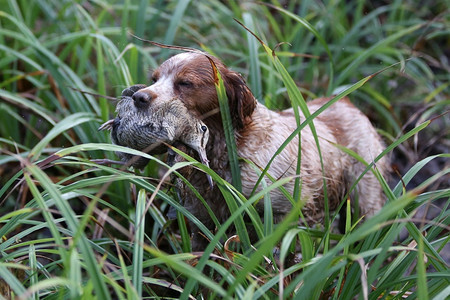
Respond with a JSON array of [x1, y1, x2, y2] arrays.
[[224, 71, 256, 130]]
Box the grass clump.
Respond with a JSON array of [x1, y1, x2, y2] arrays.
[[0, 0, 449, 299]]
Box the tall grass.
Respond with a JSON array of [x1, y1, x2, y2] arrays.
[[1, 0, 449, 299]]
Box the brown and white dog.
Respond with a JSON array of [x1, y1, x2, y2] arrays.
[[112, 52, 389, 249]]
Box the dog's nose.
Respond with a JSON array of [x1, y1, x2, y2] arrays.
[[132, 92, 152, 109]]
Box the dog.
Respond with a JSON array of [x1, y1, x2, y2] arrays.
[[109, 52, 389, 249]]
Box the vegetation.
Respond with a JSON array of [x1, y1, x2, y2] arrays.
[[0, 0, 448, 299]]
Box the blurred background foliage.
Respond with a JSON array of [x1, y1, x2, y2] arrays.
[[0, 0, 448, 298]]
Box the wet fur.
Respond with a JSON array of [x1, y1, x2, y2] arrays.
[[114, 52, 389, 249]]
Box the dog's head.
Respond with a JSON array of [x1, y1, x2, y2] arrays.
[[132, 52, 256, 131]]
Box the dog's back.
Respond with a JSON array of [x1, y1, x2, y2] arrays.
[[238, 97, 388, 224]]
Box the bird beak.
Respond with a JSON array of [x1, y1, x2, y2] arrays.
[[197, 147, 213, 189], [206, 174, 213, 190]]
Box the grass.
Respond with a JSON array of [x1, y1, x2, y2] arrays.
[[0, 0, 449, 299]]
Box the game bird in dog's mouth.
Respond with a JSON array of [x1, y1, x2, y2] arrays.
[[99, 84, 212, 187]]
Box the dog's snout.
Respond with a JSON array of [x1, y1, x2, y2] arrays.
[[132, 91, 152, 109]]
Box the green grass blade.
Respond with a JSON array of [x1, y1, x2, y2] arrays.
[[262, 3, 335, 94], [243, 12, 263, 101], [68, 249, 82, 298], [434, 285, 450, 300], [145, 247, 228, 297], [417, 235, 429, 300], [208, 57, 242, 192], [177, 209, 192, 253], [393, 154, 449, 197], [132, 189, 146, 297], [28, 244, 39, 300], [96, 36, 108, 122], [161, 0, 191, 59], [23, 172, 67, 261], [0, 264, 27, 296], [217, 184, 251, 250], [0, 208, 33, 223], [0, 89, 56, 125], [134, 0, 149, 82], [19, 278, 76, 299], [30, 112, 96, 160], [117, 243, 138, 299]]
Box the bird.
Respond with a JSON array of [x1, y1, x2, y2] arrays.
[[99, 93, 213, 188]]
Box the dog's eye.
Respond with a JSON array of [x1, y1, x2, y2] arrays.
[[151, 77, 158, 84], [177, 80, 193, 88]]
